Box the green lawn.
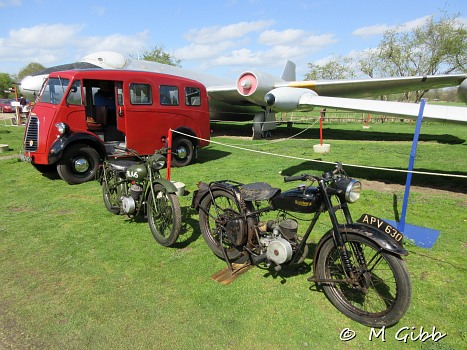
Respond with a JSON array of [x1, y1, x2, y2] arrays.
[[0, 120, 466, 349]]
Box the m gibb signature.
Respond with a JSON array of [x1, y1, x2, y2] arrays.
[[340, 326, 447, 343]]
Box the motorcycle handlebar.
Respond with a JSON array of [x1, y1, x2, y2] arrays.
[[283, 163, 347, 183], [283, 174, 310, 182]]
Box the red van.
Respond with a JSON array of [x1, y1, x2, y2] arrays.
[[23, 69, 210, 184]]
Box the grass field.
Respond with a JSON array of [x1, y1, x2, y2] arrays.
[[0, 119, 466, 349]]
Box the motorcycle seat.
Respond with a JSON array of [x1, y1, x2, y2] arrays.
[[240, 182, 281, 201], [107, 159, 140, 172]]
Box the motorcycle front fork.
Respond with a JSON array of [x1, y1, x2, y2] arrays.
[[313, 181, 360, 281]]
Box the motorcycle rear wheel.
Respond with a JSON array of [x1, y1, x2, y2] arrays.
[[315, 231, 411, 327], [147, 184, 182, 247], [198, 189, 244, 261]]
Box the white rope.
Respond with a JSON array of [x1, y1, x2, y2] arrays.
[[171, 129, 467, 179]]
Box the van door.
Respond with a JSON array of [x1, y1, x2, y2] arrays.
[[115, 82, 125, 135], [124, 82, 163, 154]]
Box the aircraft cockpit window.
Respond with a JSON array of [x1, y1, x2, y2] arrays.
[[39, 77, 70, 105], [185, 87, 201, 106], [160, 85, 179, 106], [130, 83, 152, 105], [66, 81, 82, 105]]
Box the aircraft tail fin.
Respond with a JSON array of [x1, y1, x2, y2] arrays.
[[281, 61, 296, 81]]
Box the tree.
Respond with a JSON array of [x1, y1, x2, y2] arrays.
[[0, 73, 15, 98], [135, 45, 181, 67], [17, 62, 46, 81], [305, 10, 466, 102], [371, 11, 466, 101], [305, 56, 356, 80]]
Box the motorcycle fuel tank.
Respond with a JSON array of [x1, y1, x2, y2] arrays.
[[125, 163, 147, 181], [271, 186, 319, 213]]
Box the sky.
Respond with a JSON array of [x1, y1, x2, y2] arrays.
[[0, 0, 466, 80]]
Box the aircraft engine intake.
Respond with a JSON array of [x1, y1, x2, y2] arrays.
[[265, 87, 318, 112], [458, 78, 467, 104], [236, 71, 279, 106]]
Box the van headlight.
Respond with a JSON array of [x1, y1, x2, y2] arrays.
[[55, 122, 69, 135]]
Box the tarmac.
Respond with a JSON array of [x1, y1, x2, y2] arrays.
[[0, 112, 18, 124]]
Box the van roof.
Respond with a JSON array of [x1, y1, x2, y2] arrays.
[[48, 69, 206, 88]]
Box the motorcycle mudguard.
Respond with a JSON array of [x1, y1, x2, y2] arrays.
[[312, 224, 408, 275], [151, 178, 178, 194], [191, 181, 242, 210]]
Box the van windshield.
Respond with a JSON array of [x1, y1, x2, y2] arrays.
[[39, 77, 70, 105]]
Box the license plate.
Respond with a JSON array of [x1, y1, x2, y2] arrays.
[[357, 214, 404, 243]]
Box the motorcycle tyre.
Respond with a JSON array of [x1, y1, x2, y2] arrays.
[[147, 184, 182, 247], [102, 173, 120, 215], [315, 231, 411, 327], [198, 189, 243, 261]]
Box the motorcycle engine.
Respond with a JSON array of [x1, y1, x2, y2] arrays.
[[120, 184, 142, 214], [266, 237, 293, 265], [259, 219, 298, 265], [121, 195, 136, 214]]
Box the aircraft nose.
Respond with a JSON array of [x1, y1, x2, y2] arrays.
[[19, 74, 47, 100]]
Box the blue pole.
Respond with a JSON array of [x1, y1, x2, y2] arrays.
[[398, 98, 426, 233]]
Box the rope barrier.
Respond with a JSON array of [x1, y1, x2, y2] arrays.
[[171, 129, 467, 179]]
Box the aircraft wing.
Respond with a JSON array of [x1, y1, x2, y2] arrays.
[[287, 74, 467, 98], [297, 95, 467, 123], [207, 73, 467, 105], [208, 71, 467, 123]]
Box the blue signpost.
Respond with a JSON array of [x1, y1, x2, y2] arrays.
[[385, 99, 440, 248]]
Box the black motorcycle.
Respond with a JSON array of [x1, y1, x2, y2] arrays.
[[192, 163, 411, 327], [99, 146, 181, 247]]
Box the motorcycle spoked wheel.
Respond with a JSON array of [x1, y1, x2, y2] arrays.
[[102, 170, 121, 215], [147, 184, 182, 247], [198, 189, 244, 261], [315, 231, 411, 327]]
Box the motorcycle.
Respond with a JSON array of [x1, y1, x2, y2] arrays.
[[99, 146, 181, 247], [192, 163, 411, 327]]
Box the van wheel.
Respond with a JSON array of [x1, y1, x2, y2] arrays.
[[57, 144, 101, 184], [171, 137, 194, 167]]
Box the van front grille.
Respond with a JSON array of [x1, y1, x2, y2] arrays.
[[24, 116, 39, 152]]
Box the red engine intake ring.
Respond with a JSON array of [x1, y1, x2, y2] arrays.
[[237, 72, 258, 96]]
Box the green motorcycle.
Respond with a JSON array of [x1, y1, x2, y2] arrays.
[[99, 145, 181, 247]]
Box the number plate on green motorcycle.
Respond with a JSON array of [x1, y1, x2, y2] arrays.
[[357, 214, 404, 243]]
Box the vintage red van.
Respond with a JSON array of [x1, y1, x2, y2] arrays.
[[23, 69, 210, 184]]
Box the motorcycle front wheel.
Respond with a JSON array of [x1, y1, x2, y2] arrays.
[[102, 170, 120, 215], [147, 184, 181, 247], [198, 189, 244, 261], [315, 231, 411, 327]]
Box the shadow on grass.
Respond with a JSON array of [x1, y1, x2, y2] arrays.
[[196, 148, 231, 164], [281, 161, 467, 193], [211, 123, 466, 144], [172, 206, 202, 249]]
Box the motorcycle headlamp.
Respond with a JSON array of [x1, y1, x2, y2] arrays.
[[55, 122, 69, 135], [149, 153, 166, 170], [337, 178, 362, 203]]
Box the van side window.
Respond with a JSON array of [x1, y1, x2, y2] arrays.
[[185, 87, 201, 106], [130, 83, 152, 105], [160, 85, 179, 106], [66, 80, 82, 105]]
